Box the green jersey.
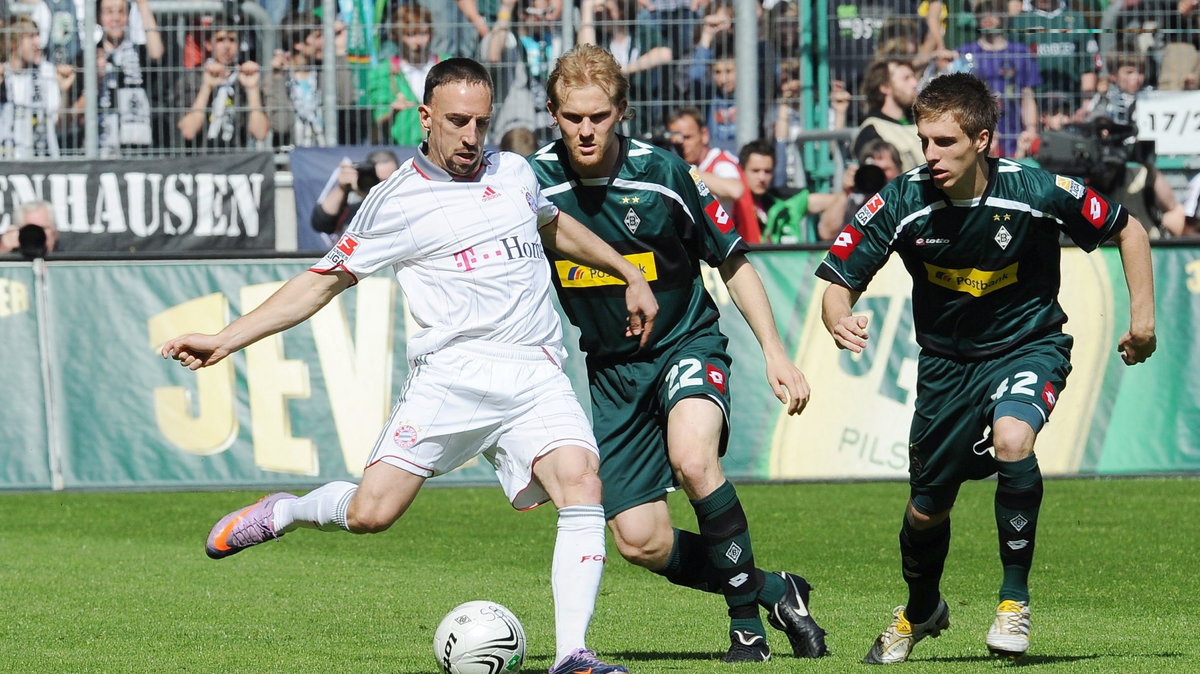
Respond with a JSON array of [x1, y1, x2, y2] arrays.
[[530, 135, 748, 364], [817, 158, 1128, 359], [1008, 8, 1093, 93]]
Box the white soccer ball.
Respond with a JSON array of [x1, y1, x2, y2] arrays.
[[433, 600, 526, 674]]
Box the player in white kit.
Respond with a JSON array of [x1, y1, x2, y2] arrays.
[[160, 58, 655, 674]]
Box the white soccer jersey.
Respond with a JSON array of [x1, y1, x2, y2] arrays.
[[311, 149, 566, 361]]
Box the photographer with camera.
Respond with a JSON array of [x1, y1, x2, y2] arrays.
[[1032, 112, 1186, 238], [176, 18, 268, 151], [1, 201, 60, 258], [311, 150, 399, 236]]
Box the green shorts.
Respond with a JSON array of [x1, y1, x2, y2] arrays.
[[908, 332, 1073, 515], [588, 331, 733, 517]]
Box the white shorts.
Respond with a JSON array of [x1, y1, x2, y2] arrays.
[[366, 340, 598, 510]]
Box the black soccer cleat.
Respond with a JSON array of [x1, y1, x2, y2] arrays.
[[721, 629, 771, 663], [766, 572, 829, 658]]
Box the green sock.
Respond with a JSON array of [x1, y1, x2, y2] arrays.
[[652, 528, 713, 592], [995, 453, 1043, 603], [900, 514, 951, 624], [693, 481, 766, 636]]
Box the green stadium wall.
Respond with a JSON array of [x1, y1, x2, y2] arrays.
[[1, 248, 1197, 490]]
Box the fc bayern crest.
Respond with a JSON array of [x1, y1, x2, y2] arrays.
[[393, 424, 419, 449], [624, 208, 641, 234]]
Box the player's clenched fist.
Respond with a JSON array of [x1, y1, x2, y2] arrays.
[[831, 314, 870, 353], [161, 333, 229, 370]]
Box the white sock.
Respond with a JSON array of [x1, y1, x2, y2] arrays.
[[551, 504, 606, 666], [273, 481, 357, 533]]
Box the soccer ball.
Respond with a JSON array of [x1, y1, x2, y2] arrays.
[[433, 600, 526, 674]]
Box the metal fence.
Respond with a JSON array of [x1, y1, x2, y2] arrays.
[[2, 0, 1197, 188]]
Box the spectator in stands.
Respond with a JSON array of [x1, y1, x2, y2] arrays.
[[0, 200, 60, 255], [1009, 0, 1097, 96], [82, 0, 163, 156], [828, 0, 931, 103], [311, 149, 399, 237], [29, 0, 83, 66], [368, 4, 445, 146], [482, 0, 561, 142], [854, 59, 923, 172], [688, 4, 739, 146], [952, 0, 1040, 156], [858, 137, 903, 180], [0, 16, 74, 158], [1183, 173, 1200, 236], [268, 12, 355, 147], [1159, 0, 1200, 91], [668, 106, 760, 243], [500, 125, 537, 154], [1085, 49, 1145, 126], [177, 22, 267, 150], [578, 0, 671, 135], [420, 0, 483, 59], [1013, 91, 1076, 163], [740, 139, 846, 244]]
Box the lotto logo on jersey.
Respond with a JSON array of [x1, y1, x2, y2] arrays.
[[854, 193, 886, 226], [706, 364, 727, 394], [1042, 381, 1058, 410], [1082, 189, 1109, 229], [830, 225, 863, 260], [705, 200, 734, 233], [1055, 175, 1085, 199]]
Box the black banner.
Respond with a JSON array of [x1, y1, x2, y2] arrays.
[[0, 153, 276, 252]]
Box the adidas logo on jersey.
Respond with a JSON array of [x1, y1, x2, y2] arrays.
[[482, 186, 501, 201]]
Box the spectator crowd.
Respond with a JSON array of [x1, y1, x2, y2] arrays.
[[1, 0, 1198, 242]]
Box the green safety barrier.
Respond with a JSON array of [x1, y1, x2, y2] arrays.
[[1, 247, 1197, 490]]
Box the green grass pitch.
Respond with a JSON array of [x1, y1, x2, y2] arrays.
[[1, 477, 1194, 673]]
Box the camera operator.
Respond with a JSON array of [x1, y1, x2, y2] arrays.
[[1034, 115, 1186, 238], [176, 19, 268, 151], [1, 200, 60, 257], [311, 149, 399, 236]]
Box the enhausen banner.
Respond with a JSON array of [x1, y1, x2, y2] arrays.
[[0, 153, 275, 252]]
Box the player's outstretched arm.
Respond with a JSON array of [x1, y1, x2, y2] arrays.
[[161, 269, 354, 370], [821, 282, 868, 353], [719, 253, 810, 415], [539, 212, 658, 347], [1113, 216, 1157, 365]]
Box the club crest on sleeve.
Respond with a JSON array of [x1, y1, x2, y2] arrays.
[[705, 200, 734, 233], [1055, 175, 1085, 199], [854, 193, 885, 226], [831, 225, 863, 260], [522, 188, 538, 214], [1081, 188, 1109, 229]]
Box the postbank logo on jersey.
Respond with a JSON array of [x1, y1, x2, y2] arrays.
[[831, 225, 863, 260], [924, 261, 1019, 297], [854, 193, 885, 226], [1055, 175, 1085, 199], [555, 252, 658, 287], [1082, 188, 1109, 229]]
